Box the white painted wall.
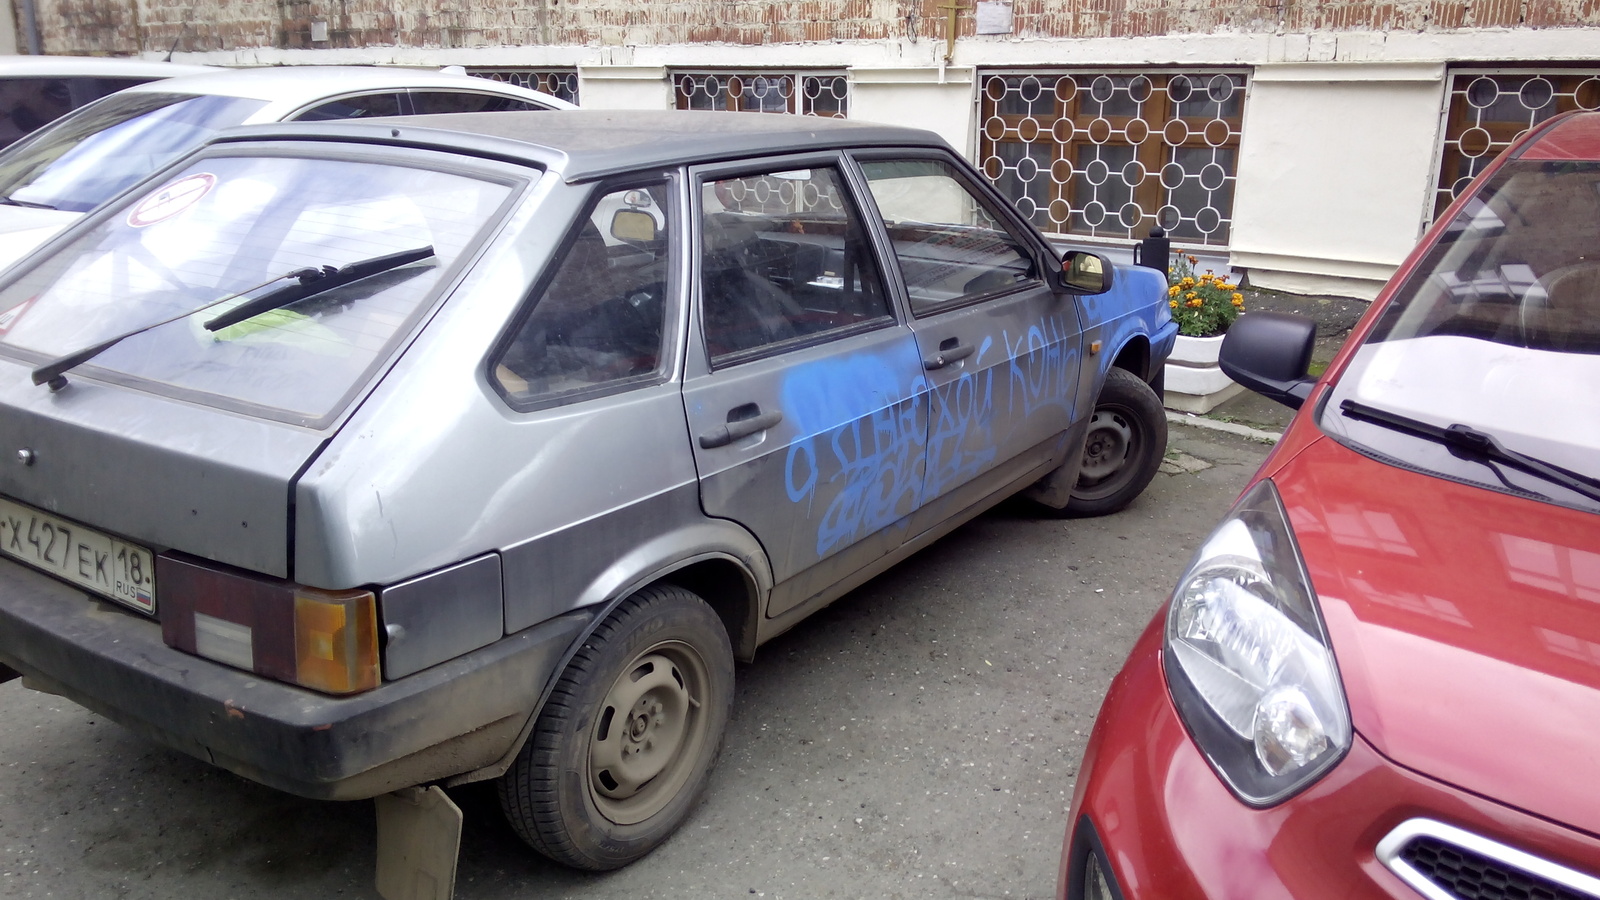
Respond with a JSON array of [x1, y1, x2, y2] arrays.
[[849, 67, 976, 157], [577, 65, 672, 110], [1230, 63, 1448, 299]]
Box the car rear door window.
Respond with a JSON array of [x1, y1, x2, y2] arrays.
[[293, 92, 406, 121], [699, 166, 893, 364]]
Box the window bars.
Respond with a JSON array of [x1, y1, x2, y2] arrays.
[[977, 71, 1247, 247], [673, 72, 849, 118], [1435, 70, 1600, 220]]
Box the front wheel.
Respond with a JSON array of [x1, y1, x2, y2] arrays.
[[497, 584, 734, 870], [1064, 367, 1167, 518]]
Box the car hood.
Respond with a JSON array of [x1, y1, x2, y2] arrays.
[[1274, 436, 1600, 836]]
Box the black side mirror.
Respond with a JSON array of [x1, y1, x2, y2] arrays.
[[1059, 250, 1113, 294], [1219, 311, 1318, 409]]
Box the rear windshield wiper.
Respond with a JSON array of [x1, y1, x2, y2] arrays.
[[31, 245, 434, 390], [202, 246, 434, 332], [1340, 399, 1600, 503]]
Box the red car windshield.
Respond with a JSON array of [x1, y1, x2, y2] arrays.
[[1323, 159, 1600, 507]]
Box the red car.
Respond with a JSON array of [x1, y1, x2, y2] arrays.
[[1059, 110, 1600, 900]]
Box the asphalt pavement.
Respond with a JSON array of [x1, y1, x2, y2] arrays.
[[0, 423, 1271, 900]]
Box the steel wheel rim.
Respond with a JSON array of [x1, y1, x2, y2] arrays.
[[1076, 406, 1139, 499], [587, 640, 711, 826]]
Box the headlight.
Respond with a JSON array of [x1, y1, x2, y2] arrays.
[[1163, 479, 1350, 806]]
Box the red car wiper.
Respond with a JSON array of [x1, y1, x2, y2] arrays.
[[31, 245, 434, 391], [1340, 398, 1600, 503]]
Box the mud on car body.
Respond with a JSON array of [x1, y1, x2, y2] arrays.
[[0, 109, 1175, 890]]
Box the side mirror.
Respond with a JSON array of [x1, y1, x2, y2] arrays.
[[611, 208, 658, 244], [1219, 311, 1318, 409], [1059, 250, 1113, 294]]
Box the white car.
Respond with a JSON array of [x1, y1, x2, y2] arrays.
[[0, 65, 574, 271], [0, 55, 214, 149]]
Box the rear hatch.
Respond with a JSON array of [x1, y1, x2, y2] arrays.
[[0, 138, 524, 585]]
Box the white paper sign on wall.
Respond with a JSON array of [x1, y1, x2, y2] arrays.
[[976, 1, 1014, 34]]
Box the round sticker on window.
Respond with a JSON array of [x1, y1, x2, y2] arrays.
[[127, 173, 215, 228]]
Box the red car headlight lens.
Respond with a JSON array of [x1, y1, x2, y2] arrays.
[[157, 554, 380, 695], [1163, 479, 1351, 806]]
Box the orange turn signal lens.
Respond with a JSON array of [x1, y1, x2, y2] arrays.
[[294, 588, 380, 695]]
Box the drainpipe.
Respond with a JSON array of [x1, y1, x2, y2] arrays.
[[19, 0, 43, 53]]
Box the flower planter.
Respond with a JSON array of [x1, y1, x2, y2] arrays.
[[1163, 332, 1244, 414]]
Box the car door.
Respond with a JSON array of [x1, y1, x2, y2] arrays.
[[853, 153, 1086, 533], [680, 155, 928, 618]]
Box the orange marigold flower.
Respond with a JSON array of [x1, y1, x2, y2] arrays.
[[1187, 255, 1199, 264], [1168, 285, 1180, 296], [1169, 300, 1179, 308], [1180, 277, 1196, 288], [1188, 298, 1203, 308], [1231, 292, 1244, 303]]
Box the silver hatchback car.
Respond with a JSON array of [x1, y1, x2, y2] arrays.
[[0, 110, 1175, 888]]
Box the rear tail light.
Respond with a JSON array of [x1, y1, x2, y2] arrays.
[[158, 554, 380, 695]]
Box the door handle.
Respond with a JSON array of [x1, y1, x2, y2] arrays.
[[923, 342, 975, 370], [698, 408, 784, 449]]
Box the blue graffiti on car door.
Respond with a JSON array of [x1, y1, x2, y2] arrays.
[[781, 352, 928, 557]]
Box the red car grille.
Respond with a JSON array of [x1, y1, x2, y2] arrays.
[[1399, 835, 1598, 900]]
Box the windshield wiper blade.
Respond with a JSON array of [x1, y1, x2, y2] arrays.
[[1340, 399, 1600, 503], [30, 245, 433, 391], [0, 196, 58, 210], [202, 245, 434, 333]]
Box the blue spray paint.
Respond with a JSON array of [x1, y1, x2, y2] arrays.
[[781, 351, 927, 556]]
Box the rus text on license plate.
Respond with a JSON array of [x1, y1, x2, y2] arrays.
[[0, 497, 155, 614]]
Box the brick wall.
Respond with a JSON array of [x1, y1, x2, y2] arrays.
[[26, 0, 1600, 56]]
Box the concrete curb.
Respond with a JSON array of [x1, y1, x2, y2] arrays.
[[1165, 410, 1282, 444]]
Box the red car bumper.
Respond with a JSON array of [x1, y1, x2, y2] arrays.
[[1059, 611, 1600, 900]]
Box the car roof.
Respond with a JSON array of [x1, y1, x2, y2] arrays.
[[117, 65, 575, 112], [217, 109, 951, 183], [1520, 110, 1600, 161], [0, 56, 215, 79]]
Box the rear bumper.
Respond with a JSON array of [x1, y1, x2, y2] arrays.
[[0, 557, 589, 800]]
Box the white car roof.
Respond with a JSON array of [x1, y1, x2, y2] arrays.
[[116, 65, 575, 121], [0, 55, 215, 79]]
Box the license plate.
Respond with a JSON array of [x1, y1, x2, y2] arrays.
[[0, 496, 155, 614]]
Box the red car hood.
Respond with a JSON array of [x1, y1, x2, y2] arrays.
[[1273, 436, 1600, 836]]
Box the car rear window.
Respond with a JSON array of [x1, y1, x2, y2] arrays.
[[0, 92, 268, 213], [0, 151, 520, 426]]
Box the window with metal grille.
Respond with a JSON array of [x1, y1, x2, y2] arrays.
[[467, 68, 580, 106], [672, 72, 849, 118], [977, 70, 1247, 247], [1434, 69, 1600, 220]]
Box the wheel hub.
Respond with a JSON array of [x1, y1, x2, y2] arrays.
[[1079, 409, 1133, 481], [586, 644, 711, 825]]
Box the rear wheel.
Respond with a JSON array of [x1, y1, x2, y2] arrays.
[[497, 584, 734, 870], [1064, 367, 1167, 517]]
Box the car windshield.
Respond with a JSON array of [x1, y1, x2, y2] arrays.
[[0, 151, 518, 426], [0, 92, 267, 212], [1324, 158, 1600, 507]]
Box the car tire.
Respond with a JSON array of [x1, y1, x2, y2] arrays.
[[497, 584, 735, 870], [1063, 367, 1167, 518]]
